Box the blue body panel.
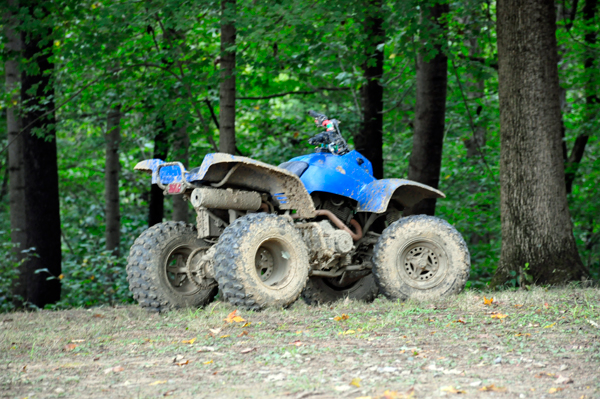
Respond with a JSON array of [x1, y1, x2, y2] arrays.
[[288, 150, 375, 201]]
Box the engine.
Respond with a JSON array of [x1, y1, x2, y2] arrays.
[[311, 193, 354, 225], [297, 220, 354, 270]]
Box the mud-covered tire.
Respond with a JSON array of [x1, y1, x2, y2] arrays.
[[302, 274, 378, 305], [126, 221, 218, 312], [373, 215, 470, 300], [213, 213, 309, 310]]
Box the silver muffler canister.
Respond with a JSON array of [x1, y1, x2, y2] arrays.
[[190, 187, 262, 211]]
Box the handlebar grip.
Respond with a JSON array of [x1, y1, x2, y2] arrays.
[[308, 110, 327, 119]]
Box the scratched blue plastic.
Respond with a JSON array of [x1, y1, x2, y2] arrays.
[[287, 150, 375, 199], [287, 150, 424, 212]]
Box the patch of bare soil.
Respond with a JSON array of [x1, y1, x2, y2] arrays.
[[1, 288, 599, 399]]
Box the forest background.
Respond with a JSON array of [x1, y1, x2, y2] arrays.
[[0, 0, 598, 310]]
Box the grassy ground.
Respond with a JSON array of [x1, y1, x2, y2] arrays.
[[1, 287, 599, 399]]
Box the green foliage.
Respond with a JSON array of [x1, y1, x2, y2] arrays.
[[0, 0, 598, 310], [52, 251, 132, 309], [0, 238, 24, 312]]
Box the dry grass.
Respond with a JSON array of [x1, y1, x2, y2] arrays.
[[1, 287, 599, 398]]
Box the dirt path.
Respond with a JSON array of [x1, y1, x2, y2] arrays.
[[2, 288, 599, 398]]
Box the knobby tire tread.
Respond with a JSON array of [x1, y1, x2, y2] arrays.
[[213, 213, 308, 311], [126, 221, 216, 312], [372, 215, 470, 300]]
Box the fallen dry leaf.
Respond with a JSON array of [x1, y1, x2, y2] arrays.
[[479, 384, 506, 392], [182, 337, 196, 344], [339, 329, 355, 335], [196, 346, 216, 353], [103, 366, 124, 374], [535, 372, 555, 379], [491, 313, 508, 319], [224, 310, 246, 323], [289, 340, 303, 347], [377, 388, 414, 399], [237, 330, 248, 337], [71, 339, 85, 343], [21, 365, 27, 372], [350, 377, 361, 387], [163, 390, 175, 397], [64, 343, 77, 351], [174, 359, 189, 366], [242, 322, 251, 328], [208, 328, 222, 337], [548, 387, 565, 394], [441, 385, 466, 394], [334, 314, 349, 321], [544, 323, 556, 329], [92, 314, 104, 318], [514, 333, 532, 337], [483, 296, 494, 305], [382, 390, 400, 399], [555, 375, 573, 384], [203, 359, 213, 365], [240, 347, 256, 354], [514, 304, 524, 308], [219, 334, 230, 339], [149, 380, 167, 386]]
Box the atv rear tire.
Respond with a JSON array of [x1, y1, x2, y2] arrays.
[[302, 274, 378, 305], [127, 222, 218, 312], [372, 215, 470, 300], [213, 213, 309, 310]]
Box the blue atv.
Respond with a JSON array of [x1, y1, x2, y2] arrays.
[[128, 111, 470, 312]]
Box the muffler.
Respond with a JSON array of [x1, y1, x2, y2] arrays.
[[190, 187, 262, 211]]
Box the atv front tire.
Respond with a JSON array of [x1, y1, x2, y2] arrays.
[[372, 215, 470, 300], [302, 274, 378, 305], [213, 213, 309, 310], [127, 222, 218, 312]]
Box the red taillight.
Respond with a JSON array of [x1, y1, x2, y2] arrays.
[[167, 183, 184, 194]]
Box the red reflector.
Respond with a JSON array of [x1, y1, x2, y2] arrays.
[[167, 183, 183, 194]]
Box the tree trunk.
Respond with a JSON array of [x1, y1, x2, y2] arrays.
[[4, 0, 28, 304], [0, 155, 8, 202], [405, 3, 449, 216], [492, 0, 587, 286], [171, 124, 189, 222], [219, 0, 236, 155], [18, 0, 62, 307], [105, 105, 121, 255], [355, 0, 384, 179], [565, 0, 597, 194], [148, 120, 169, 227]]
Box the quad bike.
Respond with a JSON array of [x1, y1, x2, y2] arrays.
[[127, 110, 470, 312]]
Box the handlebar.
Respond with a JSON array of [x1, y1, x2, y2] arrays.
[[306, 109, 349, 155], [307, 110, 327, 119]]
